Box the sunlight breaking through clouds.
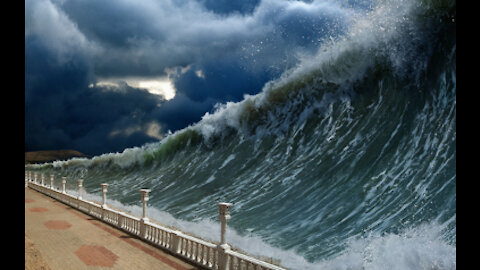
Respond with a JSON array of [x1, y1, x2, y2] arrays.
[[92, 77, 177, 100]]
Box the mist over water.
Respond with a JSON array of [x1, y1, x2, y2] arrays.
[[27, 0, 456, 269]]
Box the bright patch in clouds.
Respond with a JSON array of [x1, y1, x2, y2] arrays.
[[92, 77, 176, 100], [132, 80, 176, 100]]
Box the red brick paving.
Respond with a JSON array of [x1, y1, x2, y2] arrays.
[[25, 187, 199, 270], [29, 207, 48, 212], [74, 245, 119, 267], [88, 220, 191, 270], [44, 220, 72, 230]]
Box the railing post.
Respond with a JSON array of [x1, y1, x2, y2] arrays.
[[77, 179, 83, 200], [41, 173, 45, 186], [25, 172, 28, 187], [101, 184, 108, 220], [217, 202, 233, 270], [101, 184, 108, 208], [117, 212, 124, 229], [170, 231, 182, 254], [62, 177, 66, 194], [50, 175, 54, 189], [140, 189, 151, 238]]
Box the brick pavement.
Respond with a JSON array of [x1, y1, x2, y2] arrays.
[[25, 187, 200, 270]]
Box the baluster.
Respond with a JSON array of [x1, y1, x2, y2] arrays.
[[182, 238, 187, 256], [159, 229, 162, 245], [160, 230, 165, 246], [118, 213, 123, 229], [157, 229, 161, 245], [198, 244, 203, 264], [229, 256, 234, 270], [190, 240, 193, 258], [165, 230, 168, 246], [194, 242, 198, 261], [206, 246, 212, 268], [191, 241, 195, 259], [154, 227, 158, 243]]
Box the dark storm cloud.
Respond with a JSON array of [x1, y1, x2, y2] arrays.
[[25, 0, 354, 155], [26, 34, 163, 155], [152, 94, 217, 132], [172, 59, 276, 102], [42, 0, 350, 78], [198, 0, 261, 15]]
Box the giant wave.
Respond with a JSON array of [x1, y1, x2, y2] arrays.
[[27, 0, 456, 269]]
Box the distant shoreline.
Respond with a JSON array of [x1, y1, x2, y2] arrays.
[[25, 150, 89, 164]]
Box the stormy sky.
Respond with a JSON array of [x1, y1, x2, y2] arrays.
[[25, 0, 370, 155]]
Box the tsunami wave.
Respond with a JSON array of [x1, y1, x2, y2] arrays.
[[27, 0, 456, 269]]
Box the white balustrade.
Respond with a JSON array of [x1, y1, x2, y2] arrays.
[[24, 170, 286, 270]]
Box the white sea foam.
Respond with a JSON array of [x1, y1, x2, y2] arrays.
[[315, 224, 456, 270], [76, 191, 315, 269], [75, 190, 456, 270]]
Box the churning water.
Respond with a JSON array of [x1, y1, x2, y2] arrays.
[[27, 0, 456, 269]]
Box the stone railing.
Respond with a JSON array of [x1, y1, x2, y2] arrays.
[[25, 171, 286, 270]]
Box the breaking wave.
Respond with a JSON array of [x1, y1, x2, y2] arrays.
[[27, 0, 456, 269]]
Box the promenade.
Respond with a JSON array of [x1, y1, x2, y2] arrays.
[[25, 187, 199, 270]]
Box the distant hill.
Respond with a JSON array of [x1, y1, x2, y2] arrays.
[[25, 150, 89, 164]]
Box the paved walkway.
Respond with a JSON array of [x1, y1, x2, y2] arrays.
[[25, 187, 199, 270]]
